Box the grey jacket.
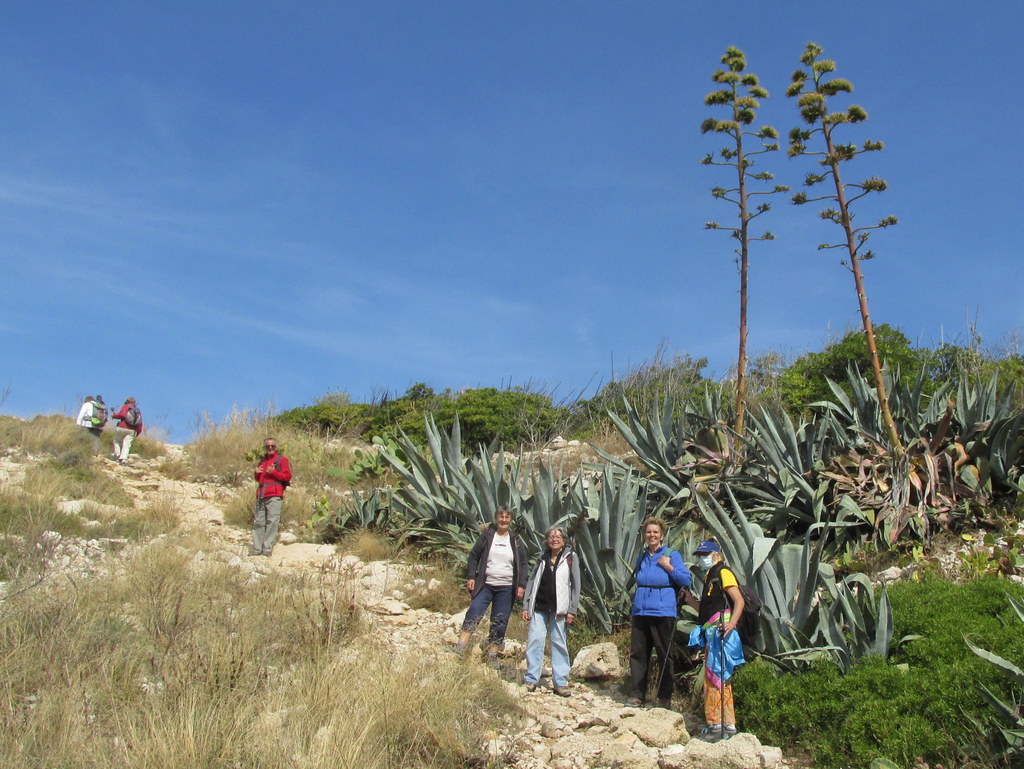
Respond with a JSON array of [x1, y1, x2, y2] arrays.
[[522, 546, 582, 617]]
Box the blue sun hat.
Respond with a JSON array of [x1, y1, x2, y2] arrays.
[[693, 540, 721, 554]]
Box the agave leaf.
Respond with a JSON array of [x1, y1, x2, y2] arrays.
[[966, 637, 1024, 686]]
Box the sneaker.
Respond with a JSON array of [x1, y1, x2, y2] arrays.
[[552, 685, 571, 698], [625, 697, 644, 708], [724, 725, 737, 736], [699, 724, 724, 743], [486, 652, 499, 667], [448, 643, 467, 657], [524, 682, 538, 692]]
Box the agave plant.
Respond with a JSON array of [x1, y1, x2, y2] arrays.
[[376, 416, 539, 557], [598, 391, 736, 503], [568, 465, 649, 632], [693, 488, 898, 672], [332, 415, 658, 632], [818, 369, 1024, 542]]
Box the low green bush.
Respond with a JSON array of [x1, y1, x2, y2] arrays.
[[737, 576, 1024, 768]]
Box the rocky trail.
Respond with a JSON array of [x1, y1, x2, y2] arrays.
[[2, 446, 791, 769]]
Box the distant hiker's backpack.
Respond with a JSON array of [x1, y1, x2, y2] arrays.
[[124, 406, 141, 428], [90, 403, 107, 427]]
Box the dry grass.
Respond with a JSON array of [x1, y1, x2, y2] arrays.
[[23, 458, 132, 508], [402, 563, 468, 616], [128, 434, 167, 460], [185, 408, 360, 492], [219, 487, 312, 534], [0, 537, 515, 768], [0, 414, 94, 457], [586, 422, 633, 459], [345, 529, 395, 562]]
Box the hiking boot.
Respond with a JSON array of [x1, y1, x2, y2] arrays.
[[625, 697, 644, 708], [486, 651, 500, 667], [524, 682, 538, 692], [552, 685, 571, 698], [699, 724, 724, 743], [448, 643, 467, 657]]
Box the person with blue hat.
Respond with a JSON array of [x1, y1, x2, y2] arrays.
[[680, 539, 746, 741]]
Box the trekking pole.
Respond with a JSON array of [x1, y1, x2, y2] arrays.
[[719, 612, 727, 738]]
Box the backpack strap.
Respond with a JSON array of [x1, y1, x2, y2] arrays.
[[632, 547, 679, 589]]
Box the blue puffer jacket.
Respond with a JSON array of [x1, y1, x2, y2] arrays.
[[631, 547, 692, 617]]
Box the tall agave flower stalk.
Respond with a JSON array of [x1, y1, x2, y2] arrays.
[[787, 42, 903, 459], [701, 45, 787, 438]]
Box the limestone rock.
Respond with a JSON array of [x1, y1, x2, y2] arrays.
[[658, 733, 763, 769], [758, 745, 784, 768], [571, 642, 623, 680], [622, 708, 689, 748], [599, 740, 660, 769]]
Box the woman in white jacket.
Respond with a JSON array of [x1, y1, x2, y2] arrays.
[[520, 526, 582, 697]]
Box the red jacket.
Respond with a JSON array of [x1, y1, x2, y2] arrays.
[[113, 403, 143, 435], [255, 452, 291, 498]]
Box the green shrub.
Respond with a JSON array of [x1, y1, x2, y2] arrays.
[[738, 576, 1024, 768]]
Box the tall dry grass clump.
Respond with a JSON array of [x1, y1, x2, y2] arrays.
[[0, 538, 514, 768], [0, 414, 93, 457], [187, 408, 360, 490]]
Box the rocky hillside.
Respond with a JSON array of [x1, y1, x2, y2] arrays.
[[0, 441, 792, 769]]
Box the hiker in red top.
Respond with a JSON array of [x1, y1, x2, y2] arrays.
[[111, 397, 142, 465], [252, 438, 291, 557]]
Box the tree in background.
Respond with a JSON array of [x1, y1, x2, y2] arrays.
[[701, 46, 788, 437], [787, 42, 904, 457], [776, 324, 928, 413]]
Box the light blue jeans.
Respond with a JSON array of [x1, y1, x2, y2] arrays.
[[524, 611, 570, 687]]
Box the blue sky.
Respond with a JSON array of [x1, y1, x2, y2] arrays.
[[2, 1, 1022, 442]]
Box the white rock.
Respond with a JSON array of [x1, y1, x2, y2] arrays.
[[570, 642, 624, 679], [623, 708, 689, 748], [759, 745, 784, 768], [659, 733, 763, 769]]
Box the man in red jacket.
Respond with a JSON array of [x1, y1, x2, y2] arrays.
[[252, 438, 291, 556]]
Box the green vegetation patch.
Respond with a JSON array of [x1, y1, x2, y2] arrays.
[[738, 576, 1024, 768]]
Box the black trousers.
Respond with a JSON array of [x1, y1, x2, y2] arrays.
[[629, 615, 676, 701]]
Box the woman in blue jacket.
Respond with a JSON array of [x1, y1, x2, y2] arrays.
[[626, 517, 691, 708]]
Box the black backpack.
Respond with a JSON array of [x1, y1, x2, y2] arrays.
[[732, 583, 763, 641], [703, 571, 764, 642]]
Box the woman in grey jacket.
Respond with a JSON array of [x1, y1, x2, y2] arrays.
[[520, 526, 582, 697]]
